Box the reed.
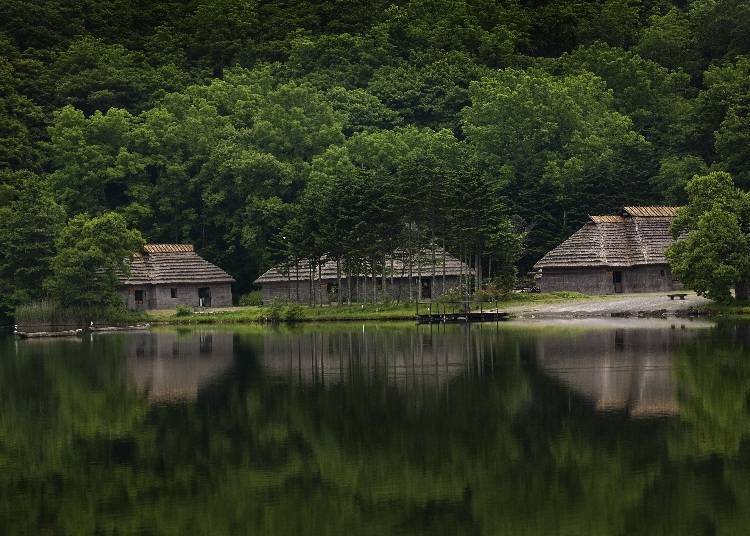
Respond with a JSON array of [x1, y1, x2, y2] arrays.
[[14, 300, 146, 327]]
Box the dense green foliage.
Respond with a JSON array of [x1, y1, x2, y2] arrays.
[[47, 212, 145, 308], [3, 0, 750, 310], [668, 172, 750, 303]]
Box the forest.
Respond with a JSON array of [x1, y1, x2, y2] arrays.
[[2, 0, 750, 315]]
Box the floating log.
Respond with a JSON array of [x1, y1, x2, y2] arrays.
[[15, 328, 83, 339], [90, 323, 151, 332]]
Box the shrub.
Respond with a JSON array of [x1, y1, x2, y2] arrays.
[[239, 290, 263, 306], [175, 304, 193, 317], [283, 303, 304, 322], [263, 300, 284, 322]]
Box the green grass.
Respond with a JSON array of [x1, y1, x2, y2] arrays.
[[147, 292, 591, 325], [691, 301, 750, 318], [15, 300, 148, 327]]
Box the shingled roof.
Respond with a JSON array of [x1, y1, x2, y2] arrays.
[[255, 247, 472, 284], [120, 244, 235, 285], [534, 207, 680, 269]]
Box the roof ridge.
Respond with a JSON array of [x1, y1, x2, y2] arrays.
[[596, 221, 607, 265], [632, 218, 649, 263]]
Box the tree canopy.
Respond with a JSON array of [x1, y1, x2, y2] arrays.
[[667, 172, 750, 302], [2, 0, 750, 310]]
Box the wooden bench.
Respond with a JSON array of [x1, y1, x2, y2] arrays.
[[667, 293, 688, 300]]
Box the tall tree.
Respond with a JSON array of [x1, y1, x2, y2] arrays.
[[667, 171, 750, 303], [47, 212, 144, 308], [0, 170, 65, 317]]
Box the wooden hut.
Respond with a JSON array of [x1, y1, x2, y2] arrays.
[[533, 206, 683, 294], [119, 244, 235, 310], [254, 247, 472, 304]]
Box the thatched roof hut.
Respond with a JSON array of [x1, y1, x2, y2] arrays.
[[255, 247, 472, 303], [119, 244, 234, 310], [533, 207, 682, 294]]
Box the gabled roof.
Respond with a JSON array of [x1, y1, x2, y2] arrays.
[[623, 206, 679, 218], [120, 244, 235, 285], [255, 247, 472, 284], [534, 207, 680, 270], [144, 244, 194, 253]]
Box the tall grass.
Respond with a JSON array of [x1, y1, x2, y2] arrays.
[[15, 300, 146, 327]]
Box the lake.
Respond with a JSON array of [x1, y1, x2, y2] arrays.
[[2, 318, 750, 535]]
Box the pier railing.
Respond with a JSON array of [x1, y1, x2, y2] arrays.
[[415, 300, 508, 324]]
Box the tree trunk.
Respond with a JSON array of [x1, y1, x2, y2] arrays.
[[319, 263, 323, 307], [295, 259, 300, 303], [475, 252, 482, 290], [736, 280, 750, 302], [337, 259, 342, 306], [346, 261, 352, 305], [442, 242, 446, 296], [382, 253, 387, 300], [309, 264, 313, 306]]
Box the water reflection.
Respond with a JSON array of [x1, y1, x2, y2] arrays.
[[122, 330, 234, 401], [534, 321, 707, 417], [5, 319, 750, 535], [260, 325, 475, 390]]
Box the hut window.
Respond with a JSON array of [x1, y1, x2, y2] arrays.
[[660, 269, 665, 277], [170, 287, 177, 298]]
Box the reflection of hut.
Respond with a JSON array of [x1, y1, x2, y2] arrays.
[[534, 325, 699, 417], [124, 331, 234, 401], [259, 327, 473, 391]]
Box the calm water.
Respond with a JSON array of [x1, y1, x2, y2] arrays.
[[2, 318, 750, 535]]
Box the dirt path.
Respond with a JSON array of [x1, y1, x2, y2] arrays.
[[504, 292, 710, 318]]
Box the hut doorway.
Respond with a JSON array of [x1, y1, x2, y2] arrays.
[[198, 287, 212, 307], [421, 279, 432, 299], [613, 271, 623, 293], [134, 290, 145, 309]]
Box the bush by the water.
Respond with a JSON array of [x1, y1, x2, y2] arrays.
[[239, 291, 263, 306], [261, 300, 305, 323], [283, 303, 304, 322], [174, 304, 193, 317], [15, 300, 144, 326]]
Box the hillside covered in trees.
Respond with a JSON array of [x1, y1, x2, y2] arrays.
[[2, 0, 750, 314]]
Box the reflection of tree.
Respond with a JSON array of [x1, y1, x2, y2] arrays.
[[0, 336, 148, 534], [5, 323, 750, 534], [671, 324, 750, 458]]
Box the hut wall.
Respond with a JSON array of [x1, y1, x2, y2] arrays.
[[621, 265, 682, 293], [120, 285, 154, 310], [154, 283, 232, 308], [121, 283, 233, 310], [261, 280, 329, 305], [260, 275, 465, 304], [539, 268, 612, 294], [540, 265, 682, 294]]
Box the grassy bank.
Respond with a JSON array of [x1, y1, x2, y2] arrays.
[[692, 301, 750, 319], [15, 300, 148, 328], [147, 292, 590, 325]]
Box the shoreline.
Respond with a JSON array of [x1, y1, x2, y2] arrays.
[[14, 292, 748, 336]]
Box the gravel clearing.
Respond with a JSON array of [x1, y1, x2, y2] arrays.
[[504, 292, 711, 318]]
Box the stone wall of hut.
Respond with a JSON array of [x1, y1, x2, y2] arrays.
[[260, 275, 466, 304], [120, 283, 233, 310], [539, 265, 682, 294]]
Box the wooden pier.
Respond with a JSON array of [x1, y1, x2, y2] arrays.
[[415, 301, 509, 324]]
